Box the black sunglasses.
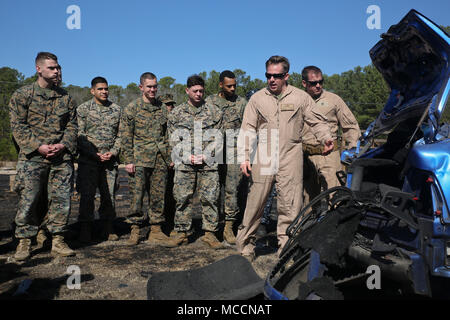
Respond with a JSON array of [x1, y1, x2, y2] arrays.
[[306, 79, 324, 86], [265, 72, 286, 79]]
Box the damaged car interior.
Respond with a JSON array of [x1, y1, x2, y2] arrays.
[[265, 9, 450, 300]]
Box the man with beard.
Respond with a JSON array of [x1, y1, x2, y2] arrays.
[[205, 70, 247, 245], [9, 52, 77, 260], [301, 66, 360, 207]]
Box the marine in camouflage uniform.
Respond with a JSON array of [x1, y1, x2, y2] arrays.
[[205, 70, 247, 244], [159, 94, 177, 230], [119, 72, 171, 245], [301, 66, 360, 207], [76, 77, 122, 242], [166, 75, 224, 248], [9, 52, 77, 260]]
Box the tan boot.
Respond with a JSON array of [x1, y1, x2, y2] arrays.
[[127, 224, 140, 245], [223, 221, 236, 245], [51, 235, 75, 257], [146, 224, 170, 246], [102, 220, 119, 241], [78, 222, 92, 243], [161, 231, 189, 248], [200, 231, 225, 249], [35, 229, 48, 249], [14, 239, 31, 261], [242, 252, 256, 262]]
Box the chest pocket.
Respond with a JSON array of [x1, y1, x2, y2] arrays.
[[256, 109, 269, 129], [158, 113, 168, 138], [136, 110, 166, 138], [27, 103, 48, 127], [201, 117, 218, 131], [223, 108, 241, 129], [92, 109, 121, 136], [286, 107, 302, 143], [55, 105, 71, 130]]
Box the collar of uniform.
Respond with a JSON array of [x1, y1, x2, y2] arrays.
[[187, 100, 205, 115], [263, 85, 293, 101], [91, 98, 112, 109], [140, 97, 161, 112], [218, 92, 238, 106], [33, 81, 64, 99], [314, 89, 328, 103]]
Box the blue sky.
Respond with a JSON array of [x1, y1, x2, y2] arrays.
[[0, 0, 449, 87]]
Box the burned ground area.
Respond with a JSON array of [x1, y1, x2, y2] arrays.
[[0, 169, 278, 300]]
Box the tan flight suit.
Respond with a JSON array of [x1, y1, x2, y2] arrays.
[[235, 85, 332, 256], [302, 90, 360, 205]]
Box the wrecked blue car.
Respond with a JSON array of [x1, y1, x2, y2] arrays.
[[265, 9, 450, 299]]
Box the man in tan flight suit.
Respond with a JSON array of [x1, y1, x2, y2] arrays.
[[301, 66, 360, 205], [236, 56, 334, 260]]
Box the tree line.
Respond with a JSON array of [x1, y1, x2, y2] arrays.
[[1, 55, 449, 161]]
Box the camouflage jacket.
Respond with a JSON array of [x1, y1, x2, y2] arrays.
[[168, 100, 223, 171], [205, 93, 246, 130], [76, 98, 122, 165], [9, 81, 78, 163], [205, 93, 247, 164], [120, 97, 169, 168]]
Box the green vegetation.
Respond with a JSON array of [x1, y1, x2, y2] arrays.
[[1, 24, 449, 162]]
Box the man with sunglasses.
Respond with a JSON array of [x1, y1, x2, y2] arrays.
[[301, 66, 360, 207], [236, 56, 334, 260]]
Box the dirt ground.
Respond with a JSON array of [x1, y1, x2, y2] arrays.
[[0, 169, 279, 300]]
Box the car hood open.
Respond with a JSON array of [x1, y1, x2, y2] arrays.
[[368, 9, 450, 137]]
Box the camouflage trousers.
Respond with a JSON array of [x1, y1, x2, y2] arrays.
[[164, 168, 176, 229], [173, 170, 220, 232], [219, 164, 242, 221], [14, 160, 74, 239], [76, 161, 119, 223], [125, 154, 167, 225]]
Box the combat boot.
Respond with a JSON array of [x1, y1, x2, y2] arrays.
[[35, 229, 48, 249], [161, 231, 189, 248], [14, 238, 31, 261], [127, 224, 140, 245], [146, 224, 171, 246], [102, 220, 119, 241], [223, 221, 236, 245], [78, 222, 92, 243], [51, 235, 76, 257], [200, 231, 225, 249], [242, 252, 256, 263]]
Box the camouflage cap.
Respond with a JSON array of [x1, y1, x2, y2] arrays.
[[159, 94, 175, 104]]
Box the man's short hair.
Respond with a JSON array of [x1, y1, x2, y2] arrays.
[[187, 75, 205, 88], [140, 72, 157, 84], [35, 52, 58, 65], [219, 70, 236, 82], [265, 56, 290, 73], [302, 66, 322, 81], [91, 76, 108, 88]]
